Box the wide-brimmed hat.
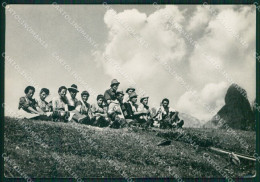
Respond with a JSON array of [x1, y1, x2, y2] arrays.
[[68, 84, 79, 93], [140, 95, 149, 102], [126, 87, 135, 93], [116, 90, 124, 96], [110, 79, 120, 86], [81, 90, 89, 96], [129, 92, 138, 99]]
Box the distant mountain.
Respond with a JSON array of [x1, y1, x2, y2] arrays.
[[204, 84, 255, 131], [179, 113, 203, 128]]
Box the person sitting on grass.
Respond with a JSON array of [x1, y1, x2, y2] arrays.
[[75, 90, 93, 124], [67, 84, 80, 111], [123, 86, 135, 103], [52, 86, 70, 122], [154, 98, 184, 129], [37, 88, 51, 113], [104, 79, 120, 106], [137, 95, 154, 128], [108, 90, 127, 128], [90, 94, 110, 127], [18, 86, 45, 119], [124, 92, 148, 127]]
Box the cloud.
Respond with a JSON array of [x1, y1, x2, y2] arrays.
[[176, 82, 228, 121], [186, 6, 211, 33], [95, 5, 255, 120], [188, 5, 256, 97]]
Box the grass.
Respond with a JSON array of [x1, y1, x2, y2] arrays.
[[4, 117, 256, 178]]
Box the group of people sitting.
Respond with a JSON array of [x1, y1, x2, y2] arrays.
[[17, 79, 184, 129]]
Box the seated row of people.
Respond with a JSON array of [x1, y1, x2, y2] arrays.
[[17, 79, 184, 129]]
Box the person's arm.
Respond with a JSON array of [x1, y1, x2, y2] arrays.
[[138, 105, 150, 115], [19, 97, 39, 114], [104, 90, 112, 105], [64, 104, 68, 111], [96, 113, 107, 117], [91, 105, 103, 117], [36, 107, 45, 114], [52, 99, 58, 111], [133, 110, 145, 116], [75, 101, 82, 112], [153, 107, 162, 119], [27, 107, 40, 114], [108, 103, 117, 115], [35, 99, 45, 114], [64, 97, 69, 111]]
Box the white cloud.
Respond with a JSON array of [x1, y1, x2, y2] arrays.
[[95, 5, 255, 121], [186, 6, 211, 33], [176, 82, 228, 121]]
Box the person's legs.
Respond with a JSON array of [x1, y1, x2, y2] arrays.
[[95, 116, 110, 127], [110, 117, 127, 129], [110, 118, 120, 129], [137, 119, 147, 128], [145, 119, 154, 128], [51, 110, 69, 122], [177, 119, 184, 128], [79, 115, 91, 125], [160, 118, 172, 129], [126, 119, 138, 127]]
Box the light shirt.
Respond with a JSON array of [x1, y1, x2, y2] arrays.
[[138, 104, 151, 120], [52, 96, 69, 111], [129, 101, 138, 113], [67, 95, 79, 107], [108, 100, 125, 119], [156, 106, 176, 121], [37, 99, 50, 112], [123, 94, 130, 103], [76, 100, 93, 118]]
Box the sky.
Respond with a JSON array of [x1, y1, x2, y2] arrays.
[[5, 4, 256, 121]]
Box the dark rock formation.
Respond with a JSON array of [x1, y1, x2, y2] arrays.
[[205, 84, 255, 130]]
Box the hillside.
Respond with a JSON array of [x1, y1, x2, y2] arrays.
[[4, 117, 256, 178]]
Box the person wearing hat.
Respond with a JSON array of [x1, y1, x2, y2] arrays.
[[75, 90, 93, 124], [137, 96, 154, 128], [124, 92, 147, 126], [90, 94, 110, 127], [154, 98, 184, 129], [123, 86, 135, 103], [67, 84, 79, 111], [51, 86, 85, 123], [108, 90, 128, 128], [104, 79, 120, 105]]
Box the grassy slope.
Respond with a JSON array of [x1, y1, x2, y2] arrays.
[[4, 117, 256, 178]]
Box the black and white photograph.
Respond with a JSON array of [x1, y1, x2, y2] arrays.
[[2, 2, 259, 180]]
